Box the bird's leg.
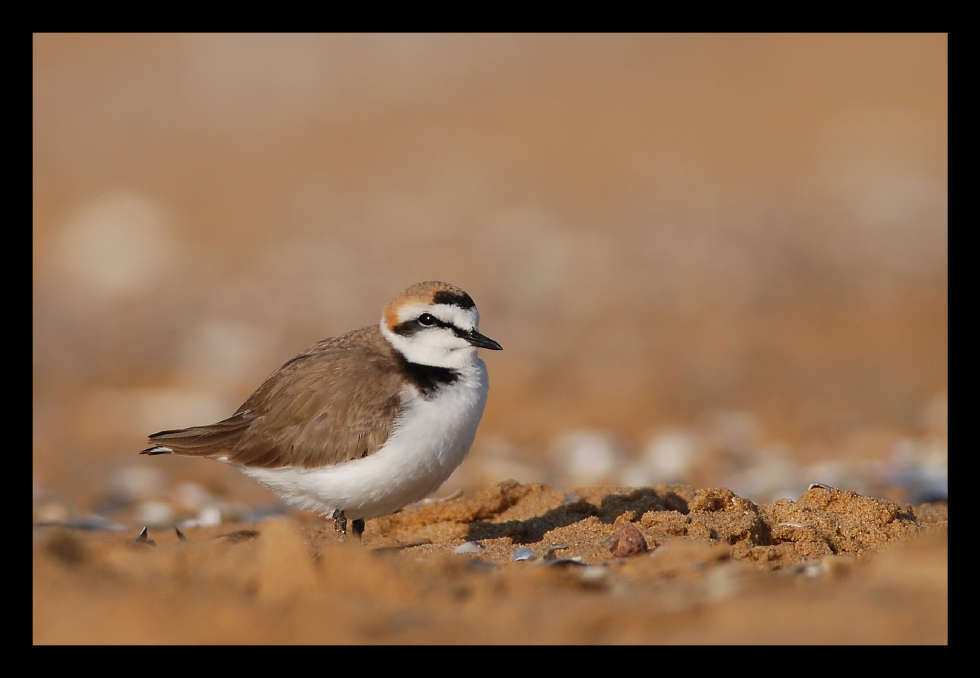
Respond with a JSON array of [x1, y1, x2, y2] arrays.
[[329, 510, 364, 541], [332, 509, 347, 536]]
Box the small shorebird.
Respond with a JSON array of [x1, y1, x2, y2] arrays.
[[142, 281, 502, 538]]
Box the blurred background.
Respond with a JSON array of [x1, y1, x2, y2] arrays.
[[33, 34, 947, 530]]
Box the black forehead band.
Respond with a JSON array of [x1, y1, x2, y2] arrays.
[[432, 290, 475, 309]]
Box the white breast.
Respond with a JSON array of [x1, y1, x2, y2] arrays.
[[241, 358, 489, 520]]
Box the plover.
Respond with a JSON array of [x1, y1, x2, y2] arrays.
[[141, 281, 502, 538]]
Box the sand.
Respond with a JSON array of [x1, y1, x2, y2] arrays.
[[33, 481, 947, 644]]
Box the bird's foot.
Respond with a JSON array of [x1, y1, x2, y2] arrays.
[[332, 509, 347, 537], [331, 510, 365, 541]]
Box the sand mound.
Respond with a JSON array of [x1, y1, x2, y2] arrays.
[[33, 481, 947, 644]]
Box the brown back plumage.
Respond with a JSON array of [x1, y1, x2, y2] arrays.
[[145, 325, 405, 469]]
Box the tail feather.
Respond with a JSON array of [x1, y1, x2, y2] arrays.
[[141, 416, 251, 458]]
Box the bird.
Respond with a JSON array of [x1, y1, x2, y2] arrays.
[[141, 281, 502, 539]]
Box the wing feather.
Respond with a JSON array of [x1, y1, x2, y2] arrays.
[[144, 326, 404, 469]]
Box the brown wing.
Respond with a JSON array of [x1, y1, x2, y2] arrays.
[[145, 326, 405, 469]]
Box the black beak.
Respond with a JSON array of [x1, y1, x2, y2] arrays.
[[466, 329, 502, 350]]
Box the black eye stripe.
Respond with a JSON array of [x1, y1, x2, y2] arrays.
[[421, 315, 450, 330], [392, 316, 470, 338]]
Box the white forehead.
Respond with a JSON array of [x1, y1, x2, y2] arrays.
[[395, 302, 479, 330]]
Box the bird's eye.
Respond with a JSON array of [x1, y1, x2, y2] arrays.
[[417, 313, 437, 326]]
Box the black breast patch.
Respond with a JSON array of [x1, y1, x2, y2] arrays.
[[396, 353, 461, 397]]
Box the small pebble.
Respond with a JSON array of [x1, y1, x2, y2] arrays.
[[454, 541, 484, 554], [580, 566, 609, 584], [551, 430, 624, 484], [136, 500, 176, 527], [642, 430, 700, 482], [512, 547, 535, 562], [370, 540, 431, 556], [173, 482, 214, 511], [705, 563, 742, 601], [543, 544, 570, 561], [179, 505, 222, 528], [34, 501, 70, 524], [607, 524, 648, 558], [36, 515, 125, 532], [109, 466, 167, 503], [236, 504, 290, 523], [794, 561, 826, 578], [215, 529, 260, 543], [543, 557, 584, 568]]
